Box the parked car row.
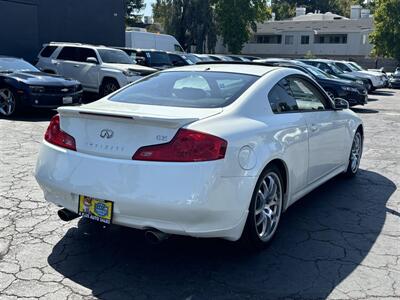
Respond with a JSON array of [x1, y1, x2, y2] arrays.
[[0, 40, 398, 117], [253, 59, 368, 107]]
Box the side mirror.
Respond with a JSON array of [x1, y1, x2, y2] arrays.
[[334, 98, 349, 110], [86, 57, 98, 64]]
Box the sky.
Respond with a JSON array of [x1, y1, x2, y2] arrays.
[[144, 0, 156, 16]]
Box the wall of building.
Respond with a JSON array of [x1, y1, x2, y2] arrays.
[[0, 0, 125, 62], [215, 16, 374, 58], [0, 0, 39, 61]]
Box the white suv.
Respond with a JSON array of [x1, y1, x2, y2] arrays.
[[36, 42, 157, 96]]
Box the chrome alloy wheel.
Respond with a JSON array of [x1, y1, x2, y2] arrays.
[[0, 88, 16, 116], [350, 132, 362, 173], [254, 172, 283, 242]]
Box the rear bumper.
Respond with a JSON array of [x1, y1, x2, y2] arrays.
[[371, 78, 386, 89], [34, 142, 255, 241]]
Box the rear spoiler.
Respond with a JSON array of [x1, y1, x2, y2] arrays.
[[58, 106, 199, 128]]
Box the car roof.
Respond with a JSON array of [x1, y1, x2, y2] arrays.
[[118, 47, 167, 53], [303, 59, 336, 63], [47, 42, 116, 50], [163, 63, 277, 76], [0, 56, 23, 61]]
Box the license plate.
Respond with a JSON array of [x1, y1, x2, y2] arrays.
[[78, 195, 113, 224], [63, 96, 73, 104]]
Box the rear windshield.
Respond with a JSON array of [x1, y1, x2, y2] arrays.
[[182, 54, 201, 64], [148, 52, 172, 67], [98, 49, 133, 64], [110, 71, 259, 108]]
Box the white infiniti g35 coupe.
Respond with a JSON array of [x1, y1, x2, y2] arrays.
[[35, 63, 363, 248]]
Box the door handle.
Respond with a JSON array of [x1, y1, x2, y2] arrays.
[[52, 62, 60, 65], [310, 124, 318, 132], [73, 65, 80, 68]]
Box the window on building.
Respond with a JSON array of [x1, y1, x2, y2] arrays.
[[314, 34, 348, 44], [301, 35, 310, 44], [285, 35, 294, 45], [256, 35, 282, 44]]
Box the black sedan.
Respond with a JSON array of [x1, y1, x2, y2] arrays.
[[167, 52, 202, 66], [116, 48, 173, 70], [256, 59, 368, 106], [299, 59, 371, 91], [0, 57, 82, 117]]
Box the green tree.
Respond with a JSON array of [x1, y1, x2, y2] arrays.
[[271, 1, 295, 20], [271, 0, 370, 20], [153, 0, 217, 53], [214, 0, 271, 54], [370, 0, 400, 62], [152, 0, 174, 32], [126, 0, 146, 26]]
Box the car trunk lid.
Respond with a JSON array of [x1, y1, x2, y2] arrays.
[[57, 100, 222, 160]]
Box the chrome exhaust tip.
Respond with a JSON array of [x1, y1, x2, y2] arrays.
[[144, 230, 170, 245], [57, 208, 79, 222]]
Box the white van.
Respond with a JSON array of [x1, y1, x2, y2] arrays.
[[125, 29, 184, 52]]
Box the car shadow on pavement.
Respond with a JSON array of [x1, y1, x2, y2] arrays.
[[351, 108, 379, 114], [0, 108, 57, 122], [48, 170, 396, 300], [369, 90, 395, 96]]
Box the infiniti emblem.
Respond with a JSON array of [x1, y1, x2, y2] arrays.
[[100, 129, 114, 139]]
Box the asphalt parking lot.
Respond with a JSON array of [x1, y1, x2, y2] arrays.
[[0, 90, 399, 300]]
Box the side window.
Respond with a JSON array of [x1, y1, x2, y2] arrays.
[[57, 47, 77, 61], [40, 46, 57, 58], [169, 54, 180, 65], [174, 44, 183, 52], [316, 63, 328, 73], [128, 51, 137, 60], [288, 77, 329, 111], [337, 63, 351, 72], [268, 79, 299, 113], [75, 48, 97, 63]]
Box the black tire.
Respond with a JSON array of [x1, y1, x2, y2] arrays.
[[241, 164, 284, 249], [0, 87, 19, 118], [100, 79, 120, 97], [344, 130, 363, 177], [367, 80, 374, 92]]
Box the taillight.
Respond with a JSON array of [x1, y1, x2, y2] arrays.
[[44, 115, 76, 151], [132, 129, 227, 162]]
